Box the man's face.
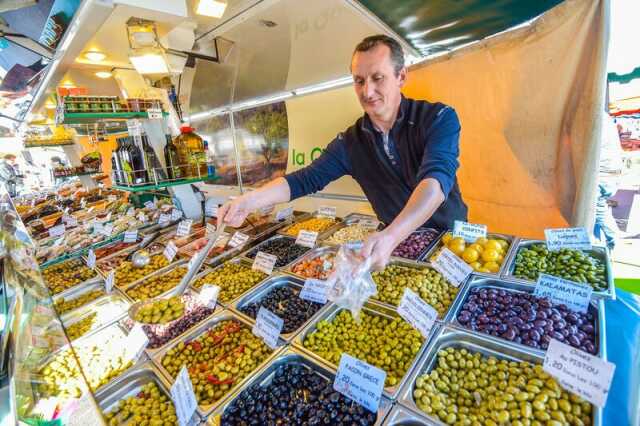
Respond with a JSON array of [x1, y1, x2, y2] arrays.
[[351, 44, 406, 119]]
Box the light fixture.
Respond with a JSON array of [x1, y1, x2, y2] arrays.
[[196, 0, 227, 18], [83, 51, 106, 62], [44, 101, 57, 110], [128, 47, 170, 74], [95, 71, 113, 79], [60, 80, 75, 88], [127, 18, 170, 75]]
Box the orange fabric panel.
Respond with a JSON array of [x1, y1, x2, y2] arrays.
[[76, 135, 117, 186]]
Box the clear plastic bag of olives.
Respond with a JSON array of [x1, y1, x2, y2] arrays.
[[326, 245, 377, 321]]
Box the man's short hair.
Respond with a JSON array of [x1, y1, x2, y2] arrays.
[[3, 154, 16, 160], [353, 34, 405, 75]]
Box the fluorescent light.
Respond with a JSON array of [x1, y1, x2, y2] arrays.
[[294, 76, 353, 96], [129, 48, 169, 74], [83, 51, 106, 62], [196, 0, 227, 18], [44, 101, 56, 110], [95, 71, 112, 79]]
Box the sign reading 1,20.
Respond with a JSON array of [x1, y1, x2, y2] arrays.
[[291, 147, 325, 166]]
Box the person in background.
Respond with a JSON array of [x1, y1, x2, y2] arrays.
[[0, 154, 19, 196]]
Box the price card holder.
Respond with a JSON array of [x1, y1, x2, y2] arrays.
[[228, 232, 249, 248], [252, 307, 283, 349], [86, 250, 96, 269], [545, 227, 592, 251], [171, 366, 198, 426], [296, 230, 318, 248], [275, 206, 293, 221], [144, 200, 156, 210], [205, 205, 218, 217], [397, 288, 437, 338], [252, 251, 277, 275], [105, 270, 115, 293], [164, 241, 178, 262], [318, 205, 337, 218], [199, 285, 219, 309], [259, 204, 274, 215], [158, 213, 171, 225], [334, 353, 386, 413], [147, 107, 163, 120], [125, 324, 149, 361], [431, 247, 472, 287], [543, 339, 615, 407], [452, 220, 487, 243], [124, 230, 138, 243], [171, 208, 183, 221], [357, 218, 379, 229], [299, 278, 330, 304], [137, 212, 148, 223], [176, 220, 193, 237], [533, 273, 592, 313], [49, 224, 65, 238]]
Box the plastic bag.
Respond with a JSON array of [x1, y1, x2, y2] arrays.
[[326, 243, 377, 321]]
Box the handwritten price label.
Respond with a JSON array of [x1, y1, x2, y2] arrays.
[[300, 278, 331, 304], [296, 230, 318, 248], [452, 220, 487, 243], [252, 307, 283, 349], [534, 273, 592, 313], [545, 227, 592, 251], [397, 287, 437, 338], [334, 353, 386, 413], [431, 247, 472, 287], [252, 251, 277, 275]]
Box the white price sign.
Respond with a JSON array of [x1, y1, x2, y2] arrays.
[[137, 212, 148, 223], [80, 198, 86, 208], [126, 207, 135, 216], [124, 230, 138, 243], [62, 215, 77, 227], [199, 285, 219, 309], [397, 288, 437, 338], [176, 220, 193, 237], [299, 278, 330, 304], [357, 218, 380, 229], [252, 307, 283, 349], [252, 251, 277, 275], [318, 205, 337, 218], [334, 353, 386, 413], [125, 324, 149, 361], [48, 224, 65, 238], [228, 232, 249, 248], [545, 227, 592, 251], [100, 223, 114, 237], [206, 223, 217, 236], [431, 247, 472, 287], [534, 273, 593, 313], [86, 249, 96, 269], [147, 107, 163, 120], [171, 366, 198, 426], [164, 241, 178, 262], [105, 270, 115, 293], [543, 339, 615, 407], [144, 200, 156, 210], [158, 214, 171, 225], [275, 206, 293, 221], [259, 204, 274, 215], [296, 230, 318, 248], [205, 204, 218, 217], [452, 220, 487, 243], [171, 209, 183, 221]]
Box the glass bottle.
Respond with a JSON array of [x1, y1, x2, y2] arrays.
[[140, 133, 160, 183], [111, 138, 122, 184], [128, 137, 148, 184], [164, 134, 182, 180], [203, 140, 216, 178], [118, 137, 134, 185], [174, 125, 205, 178]]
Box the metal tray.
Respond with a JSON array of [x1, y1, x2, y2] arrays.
[[284, 244, 338, 280], [240, 234, 312, 270], [205, 347, 393, 426], [277, 210, 343, 240], [446, 275, 606, 358], [320, 215, 383, 245], [46, 273, 104, 299], [62, 292, 130, 342], [391, 228, 445, 262], [151, 309, 286, 418], [503, 239, 615, 300], [293, 301, 439, 399], [421, 232, 519, 278], [120, 260, 189, 302], [53, 280, 106, 316], [382, 404, 438, 426], [230, 274, 330, 342], [94, 243, 146, 278], [397, 326, 601, 426]]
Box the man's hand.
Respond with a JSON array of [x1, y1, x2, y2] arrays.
[[217, 195, 254, 228], [360, 229, 400, 271]]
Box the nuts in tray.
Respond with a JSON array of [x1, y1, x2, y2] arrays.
[[192, 262, 266, 303], [54, 289, 105, 315], [325, 224, 376, 244], [103, 382, 177, 426], [302, 310, 423, 387], [125, 267, 186, 302], [431, 233, 510, 274], [246, 238, 310, 267], [413, 347, 592, 425], [133, 296, 185, 324], [391, 229, 440, 260], [290, 252, 335, 280], [42, 258, 97, 294], [160, 320, 272, 406], [282, 217, 337, 236], [114, 254, 170, 288], [372, 264, 458, 316]]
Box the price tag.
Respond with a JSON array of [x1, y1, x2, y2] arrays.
[[199, 285, 219, 309], [543, 339, 615, 407], [452, 220, 487, 243], [205, 204, 218, 217], [252, 251, 277, 275], [137, 212, 148, 223], [158, 213, 171, 225], [275, 206, 293, 221], [171, 209, 183, 221], [397, 288, 437, 338], [171, 366, 198, 426], [296, 230, 318, 248], [108, 195, 118, 202], [80, 198, 86, 208], [105, 270, 115, 293], [100, 223, 114, 237], [147, 107, 163, 120], [357, 218, 380, 229], [164, 241, 178, 262], [144, 200, 156, 210], [53, 236, 65, 247], [318, 205, 337, 218], [259, 204, 274, 215], [86, 250, 96, 269], [252, 307, 283, 349], [533, 273, 593, 313], [545, 227, 592, 251], [431, 247, 472, 287], [48, 224, 65, 237], [125, 324, 149, 361], [126, 207, 135, 216], [176, 220, 193, 237], [62, 215, 77, 227], [124, 230, 138, 243], [334, 353, 386, 413], [300, 278, 330, 304], [92, 222, 104, 236], [206, 223, 217, 235], [228, 232, 250, 248]]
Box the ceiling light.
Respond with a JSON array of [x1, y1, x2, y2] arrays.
[[95, 71, 112, 79], [83, 51, 106, 62], [60, 81, 75, 88], [196, 0, 227, 18], [129, 47, 170, 74], [44, 101, 57, 110]]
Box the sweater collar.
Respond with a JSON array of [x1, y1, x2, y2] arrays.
[[361, 95, 408, 134]]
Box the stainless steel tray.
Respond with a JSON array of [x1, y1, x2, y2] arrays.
[[277, 210, 343, 240], [293, 301, 439, 399], [391, 228, 444, 262], [320, 214, 383, 245], [62, 292, 130, 342], [151, 309, 286, 418], [230, 274, 330, 342], [446, 275, 606, 358], [53, 280, 106, 317], [239, 234, 312, 270], [205, 347, 393, 426], [397, 326, 601, 426], [382, 404, 438, 426], [503, 239, 615, 300], [421, 232, 519, 278], [120, 260, 189, 303], [284, 245, 338, 280]]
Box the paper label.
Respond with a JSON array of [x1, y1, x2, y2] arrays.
[[147, 107, 163, 120], [108, 195, 118, 202], [171, 366, 198, 426], [158, 213, 171, 225], [86, 250, 96, 269], [137, 212, 148, 223], [259, 204, 274, 215], [125, 324, 149, 361], [53, 236, 64, 247], [318, 206, 337, 218], [397, 288, 437, 338], [80, 198, 86, 208], [543, 339, 615, 407], [62, 215, 77, 227], [252, 251, 277, 275], [545, 227, 592, 251], [164, 241, 178, 262], [124, 230, 138, 243], [126, 207, 135, 216], [205, 205, 218, 217], [171, 209, 183, 221], [334, 353, 386, 413], [49, 224, 65, 237], [105, 270, 115, 293], [252, 307, 283, 349], [357, 218, 379, 229], [275, 206, 293, 221], [431, 247, 472, 287], [206, 223, 217, 236], [100, 223, 113, 237], [300, 278, 330, 304], [452, 220, 487, 243], [176, 220, 193, 237], [144, 200, 156, 210], [296, 230, 318, 248], [228, 232, 250, 248], [533, 273, 593, 313], [199, 285, 219, 309]]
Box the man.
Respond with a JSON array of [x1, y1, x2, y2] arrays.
[[218, 35, 467, 269], [0, 154, 19, 196]]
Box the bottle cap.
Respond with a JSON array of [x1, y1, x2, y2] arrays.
[[180, 124, 194, 133]]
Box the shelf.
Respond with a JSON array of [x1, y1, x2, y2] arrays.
[[112, 177, 214, 192], [60, 111, 168, 124], [25, 141, 75, 148], [54, 171, 102, 178]]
